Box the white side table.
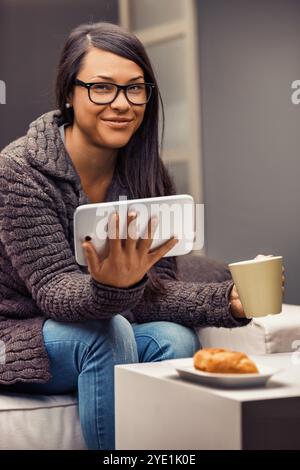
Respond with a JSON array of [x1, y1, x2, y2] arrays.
[[115, 353, 300, 450]]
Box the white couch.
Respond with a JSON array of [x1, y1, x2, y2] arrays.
[[198, 303, 300, 355], [0, 392, 86, 450], [1, 303, 299, 449]]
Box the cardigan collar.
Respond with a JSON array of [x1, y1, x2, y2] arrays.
[[26, 109, 81, 187], [25, 109, 127, 202]]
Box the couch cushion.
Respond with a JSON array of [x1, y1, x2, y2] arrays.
[[0, 392, 86, 449], [177, 254, 231, 282], [197, 304, 300, 354]]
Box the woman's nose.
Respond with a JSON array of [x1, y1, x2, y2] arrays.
[[110, 89, 131, 110]]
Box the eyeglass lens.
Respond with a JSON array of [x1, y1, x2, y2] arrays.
[[89, 83, 151, 104]]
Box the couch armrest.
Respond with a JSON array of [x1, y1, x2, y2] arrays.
[[197, 303, 300, 354]]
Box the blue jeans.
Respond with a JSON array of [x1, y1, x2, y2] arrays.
[[9, 315, 200, 450]]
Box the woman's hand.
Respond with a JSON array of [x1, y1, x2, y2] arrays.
[[229, 284, 247, 319], [81, 211, 178, 288], [229, 254, 285, 319]]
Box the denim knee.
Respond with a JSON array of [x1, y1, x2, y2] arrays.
[[43, 315, 139, 372], [82, 314, 139, 366], [133, 321, 201, 362]]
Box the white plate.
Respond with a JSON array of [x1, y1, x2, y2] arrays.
[[175, 365, 281, 388]]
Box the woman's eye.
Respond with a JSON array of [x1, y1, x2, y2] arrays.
[[128, 84, 144, 93], [92, 84, 114, 93]]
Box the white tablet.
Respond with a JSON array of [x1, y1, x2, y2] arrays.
[[74, 194, 195, 266]]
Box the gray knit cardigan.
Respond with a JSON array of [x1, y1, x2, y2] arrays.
[[0, 110, 248, 385]]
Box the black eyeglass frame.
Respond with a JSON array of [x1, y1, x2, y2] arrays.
[[74, 79, 155, 105]]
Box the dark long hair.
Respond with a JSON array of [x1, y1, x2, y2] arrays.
[[55, 22, 178, 298]]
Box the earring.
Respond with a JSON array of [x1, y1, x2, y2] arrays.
[[65, 103, 71, 109]]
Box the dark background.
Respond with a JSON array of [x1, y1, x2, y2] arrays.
[[197, 0, 300, 304], [0, 0, 118, 148]]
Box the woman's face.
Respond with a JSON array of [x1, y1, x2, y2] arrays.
[[70, 47, 147, 149]]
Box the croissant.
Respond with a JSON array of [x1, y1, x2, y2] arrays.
[[193, 348, 259, 374]]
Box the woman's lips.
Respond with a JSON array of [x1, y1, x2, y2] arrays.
[[101, 119, 132, 129]]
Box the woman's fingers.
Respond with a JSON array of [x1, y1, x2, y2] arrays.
[[82, 240, 101, 275], [138, 216, 158, 253], [107, 212, 121, 256], [126, 211, 138, 253], [147, 236, 178, 266]]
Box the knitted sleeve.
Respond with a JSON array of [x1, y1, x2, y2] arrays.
[[132, 255, 251, 328], [0, 158, 148, 321]]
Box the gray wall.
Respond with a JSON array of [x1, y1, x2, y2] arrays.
[[0, 0, 118, 150], [197, 0, 300, 304]]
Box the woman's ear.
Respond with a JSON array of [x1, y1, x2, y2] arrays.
[[65, 91, 74, 108]]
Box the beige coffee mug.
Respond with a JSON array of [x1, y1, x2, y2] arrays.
[[228, 256, 283, 318]]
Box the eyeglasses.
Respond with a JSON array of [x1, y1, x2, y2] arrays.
[[74, 79, 155, 105]]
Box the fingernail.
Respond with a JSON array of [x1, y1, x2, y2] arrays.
[[85, 236, 92, 241], [128, 211, 137, 217]]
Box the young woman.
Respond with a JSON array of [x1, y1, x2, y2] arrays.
[[0, 22, 257, 450]]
